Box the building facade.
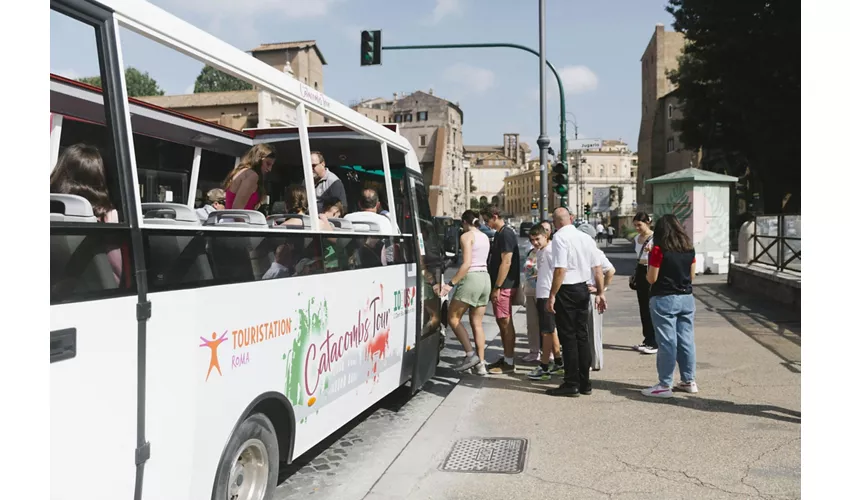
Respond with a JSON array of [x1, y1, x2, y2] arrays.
[[464, 134, 530, 212], [140, 40, 326, 129], [353, 90, 465, 218], [567, 139, 638, 220], [637, 24, 696, 209], [504, 159, 556, 221]]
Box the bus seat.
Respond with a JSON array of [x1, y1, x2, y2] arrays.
[[328, 218, 353, 230], [203, 210, 266, 227], [50, 194, 98, 223], [50, 194, 118, 300], [267, 214, 311, 229], [351, 220, 381, 233], [142, 203, 201, 226], [146, 233, 213, 287]]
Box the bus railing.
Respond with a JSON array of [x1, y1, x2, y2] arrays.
[[752, 214, 801, 272]]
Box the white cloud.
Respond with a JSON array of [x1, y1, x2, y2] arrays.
[[559, 65, 599, 95], [443, 63, 495, 93], [425, 0, 464, 24]]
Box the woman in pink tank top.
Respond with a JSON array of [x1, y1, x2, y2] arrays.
[[434, 210, 492, 375], [223, 143, 276, 210]]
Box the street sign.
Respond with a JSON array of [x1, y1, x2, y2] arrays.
[[567, 139, 602, 151], [592, 187, 610, 213]]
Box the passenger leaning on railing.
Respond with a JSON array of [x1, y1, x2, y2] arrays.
[[50, 143, 122, 285], [223, 143, 275, 210]]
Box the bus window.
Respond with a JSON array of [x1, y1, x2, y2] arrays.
[[388, 146, 412, 235], [50, 8, 135, 303]]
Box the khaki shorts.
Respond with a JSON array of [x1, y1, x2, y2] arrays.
[[452, 271, 491, 308]]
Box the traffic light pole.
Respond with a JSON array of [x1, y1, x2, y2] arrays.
[[537, 0, 549, 219], [382, 42, 570, 209]]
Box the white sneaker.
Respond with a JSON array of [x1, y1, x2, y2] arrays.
[[473, 363, 488, 376], [641, 384, 673, 398], [632, 343, 646, 351], [639, 345, 658, 355], [676, 381, 698, 393]]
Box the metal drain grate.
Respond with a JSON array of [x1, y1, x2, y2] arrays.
[[439, 438, 527, 474]]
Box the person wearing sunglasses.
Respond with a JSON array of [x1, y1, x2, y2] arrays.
[[310, 151, 348, 213]]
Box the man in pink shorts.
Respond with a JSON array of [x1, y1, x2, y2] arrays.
[[481, 205, 521, 374]]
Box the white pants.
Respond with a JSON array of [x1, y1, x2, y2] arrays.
[[588, 294, 604, 370]]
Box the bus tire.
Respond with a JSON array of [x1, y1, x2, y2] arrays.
[[212, 412, 279, 500]]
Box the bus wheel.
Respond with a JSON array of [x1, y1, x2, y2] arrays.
[[213, 413, 279, 500]]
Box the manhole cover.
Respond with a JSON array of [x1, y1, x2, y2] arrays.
[[439, 438, 527, 474]]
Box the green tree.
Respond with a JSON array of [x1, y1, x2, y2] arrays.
[[78, 67, 165, 97], [193, 65, 252, 93], [666, 0, 799, 213]]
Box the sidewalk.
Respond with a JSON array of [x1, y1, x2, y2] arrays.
[[365, 273, 801, 500]]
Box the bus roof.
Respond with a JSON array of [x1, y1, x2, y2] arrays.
[[101, 0, 416, 163]]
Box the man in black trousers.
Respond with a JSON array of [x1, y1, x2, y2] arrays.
[[545, 207, 607, 397]]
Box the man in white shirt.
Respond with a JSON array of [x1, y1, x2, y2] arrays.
[[345, 188, 398, 266], [546, 207, 606, 397], [596, 222, 605, 244]]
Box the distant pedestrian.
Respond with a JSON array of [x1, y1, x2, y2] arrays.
[[545, 207, 606, 397], [596, 222, 605, 243], [607, 224, 615, 245], [481, 205, 521, 374], [631, 212, 658, 354], [641, 214, 698, 398]]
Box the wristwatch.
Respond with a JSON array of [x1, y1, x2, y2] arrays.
[[446, 281, 455, 288]]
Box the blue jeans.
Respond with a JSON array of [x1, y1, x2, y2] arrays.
[[649, 294, 696, 387]]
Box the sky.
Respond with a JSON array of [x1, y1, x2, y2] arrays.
[[50, 0, 676, 155]]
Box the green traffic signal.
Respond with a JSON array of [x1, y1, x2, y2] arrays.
[[360, 30, 382, 66], [552, 161, 568, 200]]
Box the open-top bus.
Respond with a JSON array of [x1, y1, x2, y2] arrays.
[[50, 1, 446, 498]]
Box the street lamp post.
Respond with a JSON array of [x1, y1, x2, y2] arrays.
[[537, 0, 550, 219]]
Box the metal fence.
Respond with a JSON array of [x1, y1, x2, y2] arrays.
[[753, 214, 801, 272]]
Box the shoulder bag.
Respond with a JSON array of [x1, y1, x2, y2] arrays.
[[629, 237, 651, 291]]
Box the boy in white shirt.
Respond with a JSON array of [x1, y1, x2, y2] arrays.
[[526, 223, 564, 380]]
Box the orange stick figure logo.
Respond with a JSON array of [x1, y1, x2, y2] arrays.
[[200, 331, 228, 381]]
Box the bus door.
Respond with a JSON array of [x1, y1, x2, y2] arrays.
[[409, 174, 443, 393]]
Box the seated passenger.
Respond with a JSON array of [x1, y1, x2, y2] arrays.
[[50, 143, 122, 284], [344, 188, 397, 234], [318, 196, 343, 232], [294, 257, 321, 276], [195, 188, 226, 223], [281, 186, 308, 227], [262, 243, 295, 280]]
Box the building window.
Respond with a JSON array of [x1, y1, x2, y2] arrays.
[[667, 137, 674, 153], [599, 167, 604, 177], [394, 114, 403, 123], [586, 167, 591, 175], [417, 111, 428, 121], [611, 166, 616, 175], [667, 104, 673, 118], [314, 82, 318, 89], [418, 135, 427, 147], [404, 114, 413, 122]]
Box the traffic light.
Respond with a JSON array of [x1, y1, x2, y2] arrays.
[[360, 30, 382, 66], [584, 203, 591, 218], [552, 160, 568, 205]]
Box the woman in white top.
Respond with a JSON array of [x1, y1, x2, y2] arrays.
[[632, 212, 657, 354]]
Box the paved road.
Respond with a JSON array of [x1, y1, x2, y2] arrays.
[[275, 240, 801, 499]]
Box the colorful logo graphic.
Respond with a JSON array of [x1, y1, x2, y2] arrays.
[[200, 331, 229, 381]]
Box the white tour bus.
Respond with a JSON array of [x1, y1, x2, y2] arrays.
[[49, 1, 446, 499]]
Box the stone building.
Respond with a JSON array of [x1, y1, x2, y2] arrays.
[[504, 158, 555, 220], [637, 24, 698, 209], [568, 139, 638, 219], [352, 90, 465, 218], [464, 133, 531, 212], [139, 40, 327, 129]]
